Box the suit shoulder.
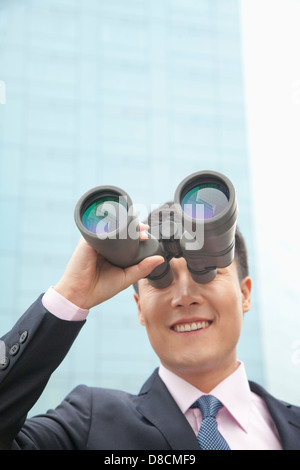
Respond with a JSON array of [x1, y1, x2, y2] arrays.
[[67, 384, 136, 407], [249, 380, 300, 416]]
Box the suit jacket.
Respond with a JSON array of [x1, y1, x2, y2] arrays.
[[1, 295, 300, 450]]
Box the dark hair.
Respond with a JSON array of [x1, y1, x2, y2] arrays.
[[133, 202, 249, 293]]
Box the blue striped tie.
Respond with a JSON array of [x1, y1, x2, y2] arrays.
[[192, 395, 230, 450]]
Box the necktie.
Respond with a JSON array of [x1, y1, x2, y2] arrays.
[[192, 395, 231, 450]]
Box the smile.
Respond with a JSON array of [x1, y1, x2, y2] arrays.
[[172, 321, 212, 333]]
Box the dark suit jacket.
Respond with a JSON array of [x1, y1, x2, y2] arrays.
[[1, 295, 300, 450]]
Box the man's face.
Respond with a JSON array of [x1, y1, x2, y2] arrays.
[[134, 258, 251, 389]]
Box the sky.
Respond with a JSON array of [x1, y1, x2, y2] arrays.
[[241, 0, 300, 400]]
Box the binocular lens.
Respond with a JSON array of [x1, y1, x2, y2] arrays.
[[75, 170, 237, 288], [181, 183, 229, 220], [82, 196, 128, 235]]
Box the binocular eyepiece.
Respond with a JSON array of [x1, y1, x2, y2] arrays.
[[74, 170, 238, 289]]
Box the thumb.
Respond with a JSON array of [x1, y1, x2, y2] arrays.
[[123, 256, 165, 288]]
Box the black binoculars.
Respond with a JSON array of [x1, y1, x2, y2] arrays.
[[74, 170, 238, 288]]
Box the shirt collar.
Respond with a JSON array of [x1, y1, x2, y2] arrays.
[[158, 361, 251, 433]]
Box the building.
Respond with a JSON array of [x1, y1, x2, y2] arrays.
[[0, 0, 263, 416]]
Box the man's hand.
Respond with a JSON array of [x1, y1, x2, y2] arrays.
[[54, 224, 164, 310]]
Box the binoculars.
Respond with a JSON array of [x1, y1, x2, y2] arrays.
[[74, 170, 238, 288]]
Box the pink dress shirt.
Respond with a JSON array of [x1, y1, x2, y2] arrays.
[[42, 286, 282, 450], [159, 364, 282, 450], [42, 286, 89, 321]]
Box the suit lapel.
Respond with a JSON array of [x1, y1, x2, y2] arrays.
[[250, 381, 300, 450], [136, 369, 199, 450], [137, 373, 300, 450]]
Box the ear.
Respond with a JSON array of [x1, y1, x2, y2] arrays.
[[133, 292, 145, 326], [241, 276, 252, 313]]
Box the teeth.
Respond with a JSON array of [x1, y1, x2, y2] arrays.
[[173, 321, 210, 333]]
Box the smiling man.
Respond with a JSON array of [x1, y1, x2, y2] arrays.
[[134, 203, 251, 393], [0, 205, 300, 450], [135, 257, 250, 393]]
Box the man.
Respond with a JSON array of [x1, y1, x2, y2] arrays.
[[0, 205, 299, 450]]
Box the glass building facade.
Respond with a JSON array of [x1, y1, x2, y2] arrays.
[[0, 0, 263, 416]]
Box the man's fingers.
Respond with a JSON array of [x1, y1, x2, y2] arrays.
[[139, 222, 150, 231], [138, 223, 150, 241], [124, 256, 165, 287]]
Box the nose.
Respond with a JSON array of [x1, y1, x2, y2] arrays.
[[170, 259, 205, 309]]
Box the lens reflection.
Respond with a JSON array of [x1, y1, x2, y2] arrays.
[[82, 196, 128, 235], [182, 183, 229, 220]]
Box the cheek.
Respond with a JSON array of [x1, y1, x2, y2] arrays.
[[138, 290, 167, 327], [220, 291, 244, 341], [212, 281, 244, 326]]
